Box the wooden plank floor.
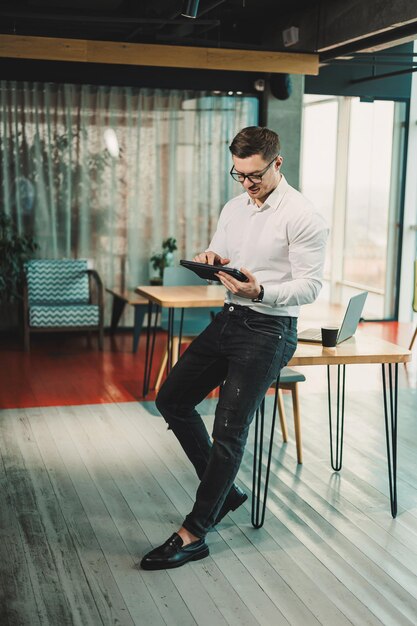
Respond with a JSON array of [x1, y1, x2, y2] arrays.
[[1, 388, 417, 626]]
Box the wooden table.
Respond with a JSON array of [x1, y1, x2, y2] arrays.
[[135, 285, 412, 522], [135, 284, 226, 309], [135, 285, 226, 396], [106, 288, 148, 353], [251, 333, 412, 526]]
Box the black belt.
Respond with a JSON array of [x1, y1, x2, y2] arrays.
[[223, 302, 297, 326]]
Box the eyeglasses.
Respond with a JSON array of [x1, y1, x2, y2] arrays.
[[230, 156, 278, 184]]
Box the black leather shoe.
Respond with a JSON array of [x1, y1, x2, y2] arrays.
[[140, 533, 209, 570], [214, 485, 248, 525]]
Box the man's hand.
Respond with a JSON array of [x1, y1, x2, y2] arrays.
[[216, 267, 261, 300], [193, 250, 230, 266]]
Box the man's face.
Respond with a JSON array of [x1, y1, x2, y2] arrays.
[[232, 153, 283, 205]]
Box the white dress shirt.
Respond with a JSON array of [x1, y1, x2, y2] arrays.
[[208, 174, 328, 317]]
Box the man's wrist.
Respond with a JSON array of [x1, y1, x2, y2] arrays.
[[252, 284, 264, 303]]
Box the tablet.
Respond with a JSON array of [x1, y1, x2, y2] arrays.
[[180, 259, 249, 282]]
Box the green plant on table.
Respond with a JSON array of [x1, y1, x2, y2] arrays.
[[150, 237, 178, 281]]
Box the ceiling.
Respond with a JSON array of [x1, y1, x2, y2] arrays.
[[0, 0, 316, 51], [1, 0, 417, 62]]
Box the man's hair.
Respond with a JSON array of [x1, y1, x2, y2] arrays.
[[229, 126, 280, 161]]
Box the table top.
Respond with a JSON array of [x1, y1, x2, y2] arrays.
[[290, 332, 412, 365], [106, 288, 148, 305], [135, 284, 412, 365], [135, 284, 226, 308]]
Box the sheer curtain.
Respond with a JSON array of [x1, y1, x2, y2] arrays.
[[0, 81, 258, 317]]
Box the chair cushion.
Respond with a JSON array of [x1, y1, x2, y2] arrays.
[[26, 259, 90, 305], [275, 366, 306, 384], [29, 305, 100, 327]]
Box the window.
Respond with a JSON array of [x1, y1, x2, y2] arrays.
[[301, 95, 407, 319]]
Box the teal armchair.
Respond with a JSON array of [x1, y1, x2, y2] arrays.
[[22, 259, 104, 351]]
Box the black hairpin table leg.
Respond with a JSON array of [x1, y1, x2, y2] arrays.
[[166, 307, 174, 375], [327, 364, 346, 471], [251, 380, 280, 529], [177, 308, 184, 363], [166, 307, 185, 374], [382, 362, 398, 518], [142, 302, 160, 397]]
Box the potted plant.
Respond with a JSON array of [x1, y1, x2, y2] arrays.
[[0, 207, 39, 329], [150, 237, 177, 285]]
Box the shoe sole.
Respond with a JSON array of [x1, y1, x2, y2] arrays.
[[141, 546, 210, 571]]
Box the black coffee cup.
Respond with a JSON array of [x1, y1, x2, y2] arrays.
[[321, 327, 339, 347]]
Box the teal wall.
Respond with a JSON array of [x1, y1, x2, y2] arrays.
[[305, 43, 412, 99], [265, 74, 304, 189]]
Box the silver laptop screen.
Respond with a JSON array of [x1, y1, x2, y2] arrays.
[[337, 292, 368, 343]]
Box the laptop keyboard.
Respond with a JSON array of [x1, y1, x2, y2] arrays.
[[298, 329, 322, 340]]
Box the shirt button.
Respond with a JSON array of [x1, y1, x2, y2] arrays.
[[229, 306, 234, 311]]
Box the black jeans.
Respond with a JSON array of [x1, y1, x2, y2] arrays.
[[155, 303, 298, 538]]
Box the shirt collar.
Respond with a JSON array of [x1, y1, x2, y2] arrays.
[[246, 174, 289, 212]]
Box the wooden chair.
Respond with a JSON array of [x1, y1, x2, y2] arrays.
[[409, 259, 417, 350], [22, 258, 104, 351], [410, 327, 417, 351], [271, 367, 306, 464]]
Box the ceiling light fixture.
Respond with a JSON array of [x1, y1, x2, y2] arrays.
[[182, 0, 200, 19]]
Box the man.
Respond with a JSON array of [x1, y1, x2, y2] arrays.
[[141, 126, 328, 570]]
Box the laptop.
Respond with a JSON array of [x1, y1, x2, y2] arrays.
[[297, 292, 368, 344]]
